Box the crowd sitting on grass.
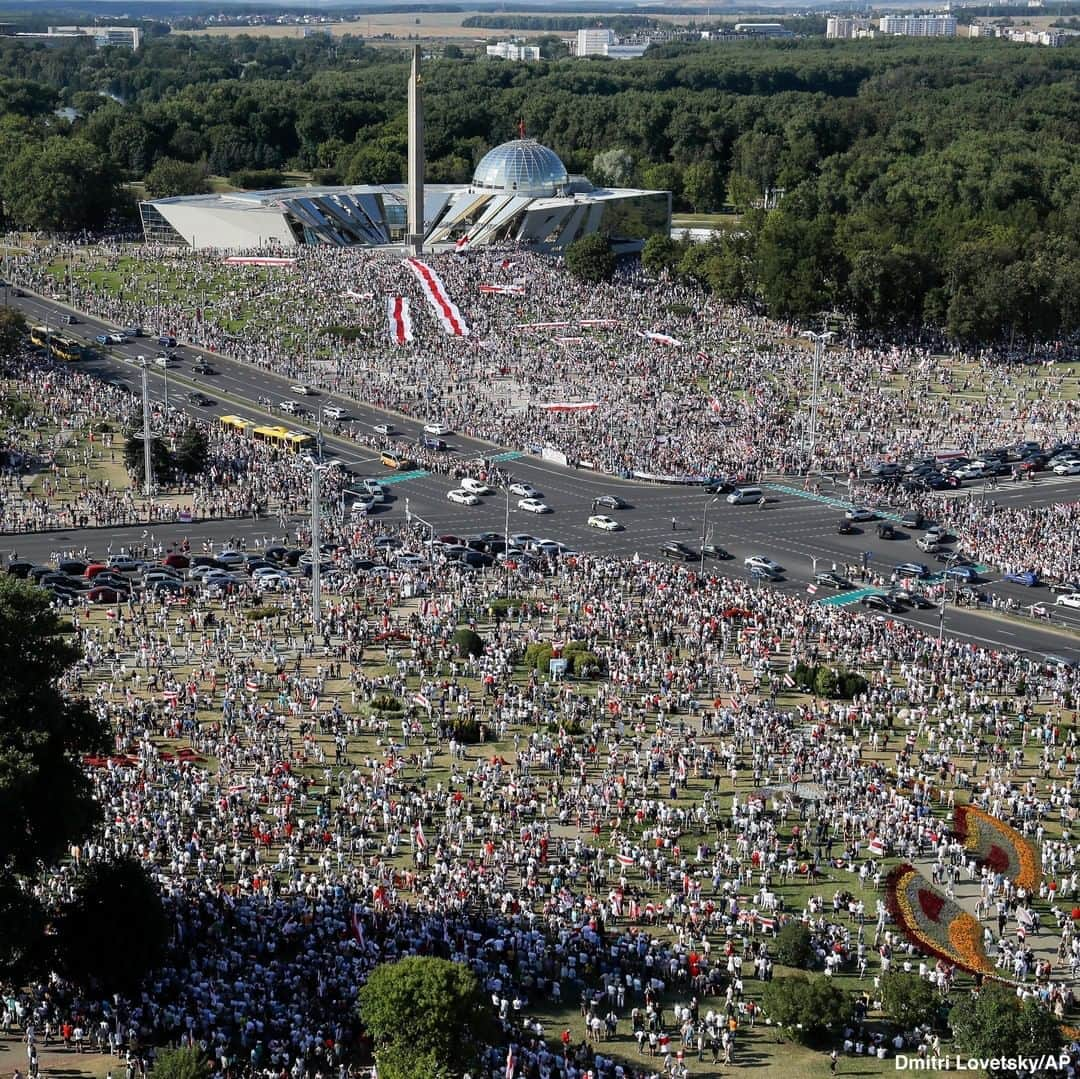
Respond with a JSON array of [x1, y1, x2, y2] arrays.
[[11, 242, 1080, 481], [2, 492, 1080, 1077]]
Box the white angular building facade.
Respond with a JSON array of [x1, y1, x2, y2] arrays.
[[139, 139, 670, 255]]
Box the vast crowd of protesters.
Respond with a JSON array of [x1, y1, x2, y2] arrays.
[[2, 241, 1080, 1078], [10, 242, 1080, 481], [1, 501, 1079, 1078]]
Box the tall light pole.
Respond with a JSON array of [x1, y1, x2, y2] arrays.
[[504, 486, 513, 597], [699, 494, 721, 574], [939, 552, 961, 643], [802, 330, 834, 468], [302, 456, 340, 633], [139, 356, 153, 498]]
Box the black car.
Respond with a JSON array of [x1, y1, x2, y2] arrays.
[[703, 482, 733, 495], [461, 549, 494, 568], [6, 561, 34, 578], [191, 555, 226, 569], [876, 522, 896, 540], [892, 588, 935, 609], [58, 559, 88, 576], [595, 494, 629, 510], [900, 511, 926, 530], [659, 541, 696, 561], [701, 544, 732, 560], [187, 391, 214, 407], [838, 519, 857, 535], [191, 362, 216, 375], [815, 571, 853, 589], [860, 593, 904, 613]]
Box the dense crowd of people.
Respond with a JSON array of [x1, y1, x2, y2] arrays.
[[2, 241, 1080, 1078], [10, 242, 1080, 481], [1, 497, 1078, 1077]]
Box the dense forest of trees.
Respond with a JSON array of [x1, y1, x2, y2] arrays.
[[0, 33, 1077, 340]]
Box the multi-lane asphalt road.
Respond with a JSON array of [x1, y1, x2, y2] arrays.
[[6, 286, 1080, 661]]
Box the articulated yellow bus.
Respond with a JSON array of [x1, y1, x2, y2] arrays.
[[50, 336, 82, 362], [252, 425, 314, 453], [29, 325, 49, 348], [220, 415, 253, 437]]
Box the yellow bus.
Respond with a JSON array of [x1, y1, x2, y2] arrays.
[[29, 325, 49, 348], [50, 336, 82, 362], [252, 425, 314, 453], [220, 415, 253, 437]]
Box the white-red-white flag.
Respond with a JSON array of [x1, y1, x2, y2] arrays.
[[386, 295, 414, 345]]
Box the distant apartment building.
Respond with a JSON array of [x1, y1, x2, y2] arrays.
[[486, 40, 541, 60], [49, 25, 142, 49], [969, 23, 1064, 44], [733, 22, 795, 37], [878, 14, 957, 37], [826, 16, 875, 38], [575, 28, 618, 55]]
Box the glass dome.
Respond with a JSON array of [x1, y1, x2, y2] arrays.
[[471, 139, 569, 198]]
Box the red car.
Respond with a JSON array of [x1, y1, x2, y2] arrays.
[[163, 553, 190, 569], [84, 563, 108, 579]]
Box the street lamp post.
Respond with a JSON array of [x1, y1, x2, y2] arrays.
[[139, 357, 153, 498], [699, 494, 721, 574], [801, 330, 834, 468], [301, 456, 340, 633], [504, 487, 512, 597], [939, 552, 961, 642]]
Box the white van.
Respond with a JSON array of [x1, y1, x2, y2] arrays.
[[726, 486, 764, 505]]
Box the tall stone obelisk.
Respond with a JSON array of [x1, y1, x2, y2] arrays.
[[406, 44, 424, 255]]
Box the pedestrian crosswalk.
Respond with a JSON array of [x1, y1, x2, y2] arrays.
[[764, 483, 903, 522], [378, 469, 430, 486], [813, 586, 884, 608], [489, 450, 525, 462]]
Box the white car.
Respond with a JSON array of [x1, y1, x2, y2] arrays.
[[845, 506, 876, 521], [1053, 461, 1080, 476], [373, 422, 393, 435], [587, 514, 622, 531], [153, 355, 180, 369], [424, 422, 451, 436], [1056, 593, 1080, 609], [103, 332, 126, 345], [279, 400, 300, 415], [518, 498, 552, 514], [460, 477, 492, 496], [744, 555, 782, 573], [447, 488, 479, 506], [322, 405, 346, 421], [290, 384, 314, 396], [509, 482, 539, 497]]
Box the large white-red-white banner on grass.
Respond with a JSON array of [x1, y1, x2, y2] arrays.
[[223, 256, 296, 267], [386, 296, 414, 345], [539, 401, 600, 413], [405, 258, 469, 336], [636, 330, 683, 347]]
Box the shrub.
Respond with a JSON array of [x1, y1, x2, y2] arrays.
[[792, 661, 816, 691], [371, 693, 403, 712], [530, 644, 554, 673], [813, 666, 838, 699], [453, 628, 483, 659], [229, 169, 285, 190], [449, 716, 481, 743], [774, 922, 814, 969], [838, 670, 868, 698], [762, 975, 848, 1045], [880, 972, 940, 1031], [571, 650, 601, 677], [488, 598, 517, 618]]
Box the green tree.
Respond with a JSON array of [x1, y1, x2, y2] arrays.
[[565, 233, 615, 284], [592, 147, 634, 187], [762, 975, 848, 1045], [0, 578, 108, 982], [357, 957, 496, 1079], [174, 425, 209, 477], [948, 986, 1063, 1079], [2, 137, 118, 232], [53, 856, 168, 995], [123, 432, 171, 485], [0, 307, 26, 362], [881, 973, 940, 1031], [682, 161, 722, 214], [774, 923, 814, 969], [642, 162, 682, 203], [813, 667, 838, 699], [144, 156, 209, 199], [641, 235, 684, 277], [452, 627, 483, 659], [149, 1047, 212, 1079]]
